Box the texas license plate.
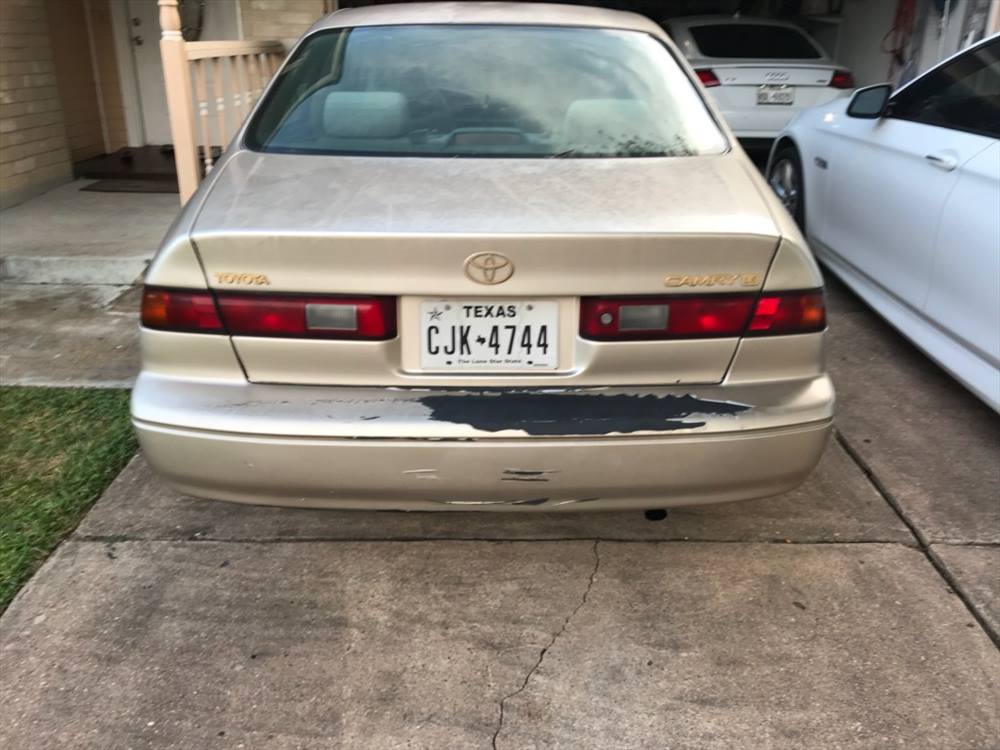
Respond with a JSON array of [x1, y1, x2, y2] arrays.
[[419, 300, 558, 371], [757, 84, 794, 105]]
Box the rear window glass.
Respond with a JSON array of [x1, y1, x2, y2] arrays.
[[690, 24, 821, 59], [245, 25, 727, 158]]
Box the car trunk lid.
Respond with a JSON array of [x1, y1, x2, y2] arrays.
[[191, 150, 780, 386], [704, 62, 841, 88]]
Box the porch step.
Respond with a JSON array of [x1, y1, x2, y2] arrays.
[[0, 179, 177, 286], [0, 254, 149, 286]]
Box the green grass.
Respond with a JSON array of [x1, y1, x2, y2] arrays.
[[0, 387, 136, 611]]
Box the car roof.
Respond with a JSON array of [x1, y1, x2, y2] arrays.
[[665, 15, 809, 30], [309, 1, 663, 36]]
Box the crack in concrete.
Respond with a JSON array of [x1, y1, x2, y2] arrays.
[[835, 430, 1000, 649], [490, 540, 600, 750]]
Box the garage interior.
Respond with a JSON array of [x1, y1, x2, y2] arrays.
[[343, 0, 998, 88]]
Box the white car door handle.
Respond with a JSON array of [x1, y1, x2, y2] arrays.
[[925, 153, 958, 171]]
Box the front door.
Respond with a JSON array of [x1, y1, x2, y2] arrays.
[[126, 0, 172, 145], [121, 0, 240, 146]]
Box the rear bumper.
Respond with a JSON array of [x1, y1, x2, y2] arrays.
[[132, 374, 834, 511], [135, 418, 831, 511]]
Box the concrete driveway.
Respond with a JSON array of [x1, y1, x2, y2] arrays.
[[1, 278, 998, 749]]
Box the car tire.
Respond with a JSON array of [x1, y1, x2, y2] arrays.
[[768, 144, 805, 231]]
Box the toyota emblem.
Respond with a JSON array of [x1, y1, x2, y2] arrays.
[[464, 252, 514, 285]]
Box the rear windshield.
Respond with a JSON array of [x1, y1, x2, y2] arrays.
[[690, 24, 821, 59], [245, 25, 727, 158]]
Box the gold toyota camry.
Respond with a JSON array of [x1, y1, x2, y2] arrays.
[[132, 2, 834, 511]]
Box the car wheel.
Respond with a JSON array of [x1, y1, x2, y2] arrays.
[[768, 145, 805, 230]]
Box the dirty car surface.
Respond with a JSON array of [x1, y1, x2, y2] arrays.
[[132, 2, 834, 511]]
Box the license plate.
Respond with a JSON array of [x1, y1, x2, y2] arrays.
[[419, 300, 558, 371], [757, 84, 794, 105]]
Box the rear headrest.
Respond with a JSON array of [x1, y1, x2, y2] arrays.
[[322, 91, 408, 138], [562, 99, 660, 151]]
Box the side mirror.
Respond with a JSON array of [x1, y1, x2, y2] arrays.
[[847, 84, 893, 119]]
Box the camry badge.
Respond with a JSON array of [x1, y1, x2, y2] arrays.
[[464, 252, 514, 285], [664, 273, 761, 288]]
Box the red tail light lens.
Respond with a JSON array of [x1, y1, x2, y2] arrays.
[[829, 69, 855, 89], [747, 291, 826, 335], [581, 295, 756, 340], [695, 68, 721, 87], [217, 294, 396, 339], [580, 291, 825, 341], [141, 288, 224, 333], [141, 287, 397, 340]]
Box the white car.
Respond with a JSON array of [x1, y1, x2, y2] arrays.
[[663, 15, 854, 144], [768, 34, 1000, 411]]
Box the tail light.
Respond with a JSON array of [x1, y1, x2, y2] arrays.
[[579, 291, 824, 341], [747, 291, 826, 335], [829, 69, 855, 89], [141, 288, 224, 333], [695, 68, 721, 87], [142, 287, 397, 340], [217, 294, 395, 339]]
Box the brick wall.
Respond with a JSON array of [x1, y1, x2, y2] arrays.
[[239, 0, 328, 48], [0, 0, 73, 208]]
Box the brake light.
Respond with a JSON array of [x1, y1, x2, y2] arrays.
[[141, 288, 224, 333], [695, 68, 721, 87], [829, 69, 855, 89], [140, 287, 397, 340], [580, 291, 825, 340], [747, 291, 826, 335], [217, 294, 396, 339]]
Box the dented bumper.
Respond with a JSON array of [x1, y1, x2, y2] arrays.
[[132, 373, 834, 511]]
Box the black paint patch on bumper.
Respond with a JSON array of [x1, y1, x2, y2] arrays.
[[418, 392, 750, 436]]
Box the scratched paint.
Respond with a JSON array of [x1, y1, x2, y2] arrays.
[[501, 468, 559, 482], [419, 392, 750, 436], [431, 497, 548, 506]]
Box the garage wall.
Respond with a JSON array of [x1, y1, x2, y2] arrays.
[[0, 0, 73, 209], [833, 0, 898, 86]]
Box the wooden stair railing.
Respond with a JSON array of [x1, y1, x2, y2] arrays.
[[158, 0, 284, 203]]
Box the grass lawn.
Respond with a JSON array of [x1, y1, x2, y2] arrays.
[[0, 387, 136, 611]]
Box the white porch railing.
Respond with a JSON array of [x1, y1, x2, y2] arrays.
[[158, 0, 285, 203]]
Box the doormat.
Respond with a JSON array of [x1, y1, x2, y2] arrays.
[[81, 179, 178, 194]]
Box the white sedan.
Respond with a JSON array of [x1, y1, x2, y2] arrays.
[[663, 15, 854, 143], [768, 34, 1000, 411]]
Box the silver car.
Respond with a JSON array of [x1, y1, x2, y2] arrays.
[[132, 2, 834, 511]]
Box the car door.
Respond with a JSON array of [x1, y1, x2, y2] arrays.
[[920, 39, 1000, 366], [820, 39, 998, 311], [925, 142, 1000, 393]]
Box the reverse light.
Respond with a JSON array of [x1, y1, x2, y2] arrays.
[[581, 295, 756, 340], [695, 68, 721, 87], [829, 69, 855, 89]]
